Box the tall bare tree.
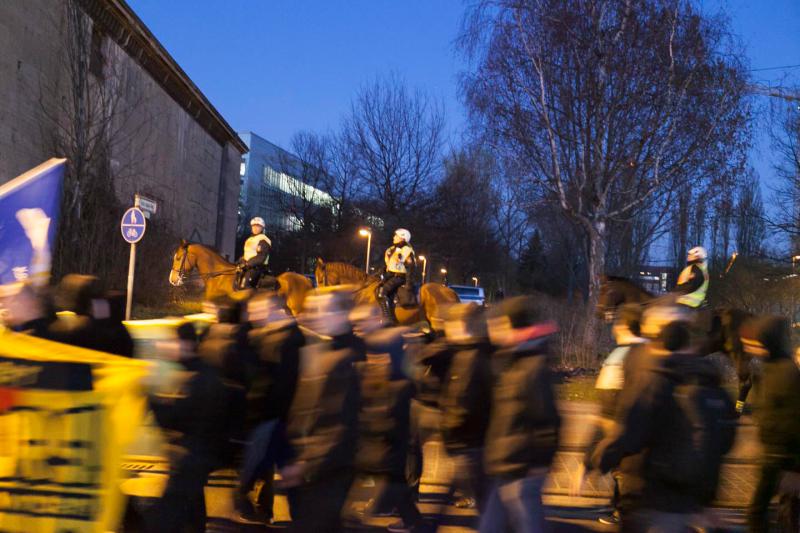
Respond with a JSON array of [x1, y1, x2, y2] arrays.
[[460, 0, 751, 310], [342, 74, 445, 226], [768, 90, 800, 250]]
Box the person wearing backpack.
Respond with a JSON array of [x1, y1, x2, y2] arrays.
[[742, 316, 800, 533], [592, 318, 737, 532]]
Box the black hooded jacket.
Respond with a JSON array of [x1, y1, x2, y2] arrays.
[[484, 336, 561, 478], [440, 339, 494, 454], [750, 317, 800, 457]]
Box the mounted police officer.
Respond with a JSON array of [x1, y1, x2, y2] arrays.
[[675, 246, 709, 310], [378, 228, 416, 323], [237, 217, 272, 289]]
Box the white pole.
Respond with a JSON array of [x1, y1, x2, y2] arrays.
[[365, 232, 372, 273], [125, 243, 136, 320], [125, 195, 140, 320]]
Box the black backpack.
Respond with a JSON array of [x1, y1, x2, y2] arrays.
[[647, 366, 738, 502]]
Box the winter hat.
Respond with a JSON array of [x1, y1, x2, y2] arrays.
[[743, 315, 792, 359], [491, 296, 541, 330]]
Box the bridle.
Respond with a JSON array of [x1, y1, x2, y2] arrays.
[[171, 242, 236, 286]]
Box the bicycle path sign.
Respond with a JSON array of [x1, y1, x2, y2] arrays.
[[121, 207, 146, 244]]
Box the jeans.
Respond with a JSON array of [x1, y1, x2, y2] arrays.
[[479, 474, 547, 533]]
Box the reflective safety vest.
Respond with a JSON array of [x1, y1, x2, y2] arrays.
[[385, 244, 414, 274], [243, 233, 272, 263], [677, 262, 709, 308]]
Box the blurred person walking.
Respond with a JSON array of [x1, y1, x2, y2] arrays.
[[280, 290, 363, 532], [349, 304, 426, 532], [742, 316, 800, 532], [439, 303, 494, 514], [234, 292, 304, 525], [573, 304, 644, 525], [148, 323, 244, 533], [480, 296, 561, 533]]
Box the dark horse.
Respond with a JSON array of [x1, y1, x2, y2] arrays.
[[169, 240, 312, 316], [598, 276, 755, 409]]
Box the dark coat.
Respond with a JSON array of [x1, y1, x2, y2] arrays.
[[247, 321, 304, 425], [355, 327, 414, 475], [287, 334, 362, 481], [413, 337, 454, 409], [754, 357, 800, 458], [149, 357, 238, 465], [484, 337, 561, 478], [440, 340, 493, 454]]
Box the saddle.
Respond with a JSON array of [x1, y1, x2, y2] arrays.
[[396, 285, 418, 309]]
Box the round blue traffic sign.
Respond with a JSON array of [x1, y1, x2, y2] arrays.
[[121, 207, 146, 243]]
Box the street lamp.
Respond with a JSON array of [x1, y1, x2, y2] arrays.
[[358, 228, 372, 273], [472, 276, 479, 287], [440, 268, 448, 285], [418, 255, 427, 284]]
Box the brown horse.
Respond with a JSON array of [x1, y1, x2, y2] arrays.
[[169, 241, 312, 316], [314, 258, 459, 330], [314, 257, 377, 286]]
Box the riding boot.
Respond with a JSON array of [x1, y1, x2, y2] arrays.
[[379, 296, 395, 325]]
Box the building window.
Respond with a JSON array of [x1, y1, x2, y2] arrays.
[[89, 25, 105, 79]]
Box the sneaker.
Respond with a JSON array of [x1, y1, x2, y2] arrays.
[[597, 511, 620, 525]]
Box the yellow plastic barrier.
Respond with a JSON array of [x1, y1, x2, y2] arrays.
[[0, 329, 149, 532]]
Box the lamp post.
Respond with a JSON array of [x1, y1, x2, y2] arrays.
[[793, 254, 800, 326], [359, 228, 372, 273], [440, 268, 448, 285], [418, 255, 427, 284], [472, 276, 479, 287]]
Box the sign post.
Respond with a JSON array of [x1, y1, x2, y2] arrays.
[[121, 196, 146, 320]]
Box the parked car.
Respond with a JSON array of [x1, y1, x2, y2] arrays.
[[448, 285, 485, 306]]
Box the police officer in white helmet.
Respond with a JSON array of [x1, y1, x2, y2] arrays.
[[675, 246, 709, 310], [237, 217, 272, 289], [377, 228, 416, 323]]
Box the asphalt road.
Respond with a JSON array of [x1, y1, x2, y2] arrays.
[[120, 401, 761, 531]]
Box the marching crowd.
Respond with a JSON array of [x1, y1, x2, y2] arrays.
[[3, 272, 800, 532]]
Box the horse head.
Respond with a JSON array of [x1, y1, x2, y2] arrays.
[[314, 257, 327, 287], [169, 240, 195, 286]]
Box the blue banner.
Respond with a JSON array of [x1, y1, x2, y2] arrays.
[[0, 159, 66, 285]]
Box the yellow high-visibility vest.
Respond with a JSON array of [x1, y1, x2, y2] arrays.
[[677, 262, 709, 308], [243, 233, 271, 262], [385, 245, 414, 274]]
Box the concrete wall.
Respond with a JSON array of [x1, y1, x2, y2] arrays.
[[0, 0, 241, 259]]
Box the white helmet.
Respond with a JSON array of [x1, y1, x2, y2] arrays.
[[393, 228, 411, 244], [687, 246, 707, 263], [250, 217, 265, 227]]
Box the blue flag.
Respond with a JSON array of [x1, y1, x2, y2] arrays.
[[0, 159, 66, 285]]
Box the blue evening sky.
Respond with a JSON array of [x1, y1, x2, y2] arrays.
[[128, 0, 799, 191]]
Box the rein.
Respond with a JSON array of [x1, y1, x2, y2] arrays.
[[172, 243, 236, 284]]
